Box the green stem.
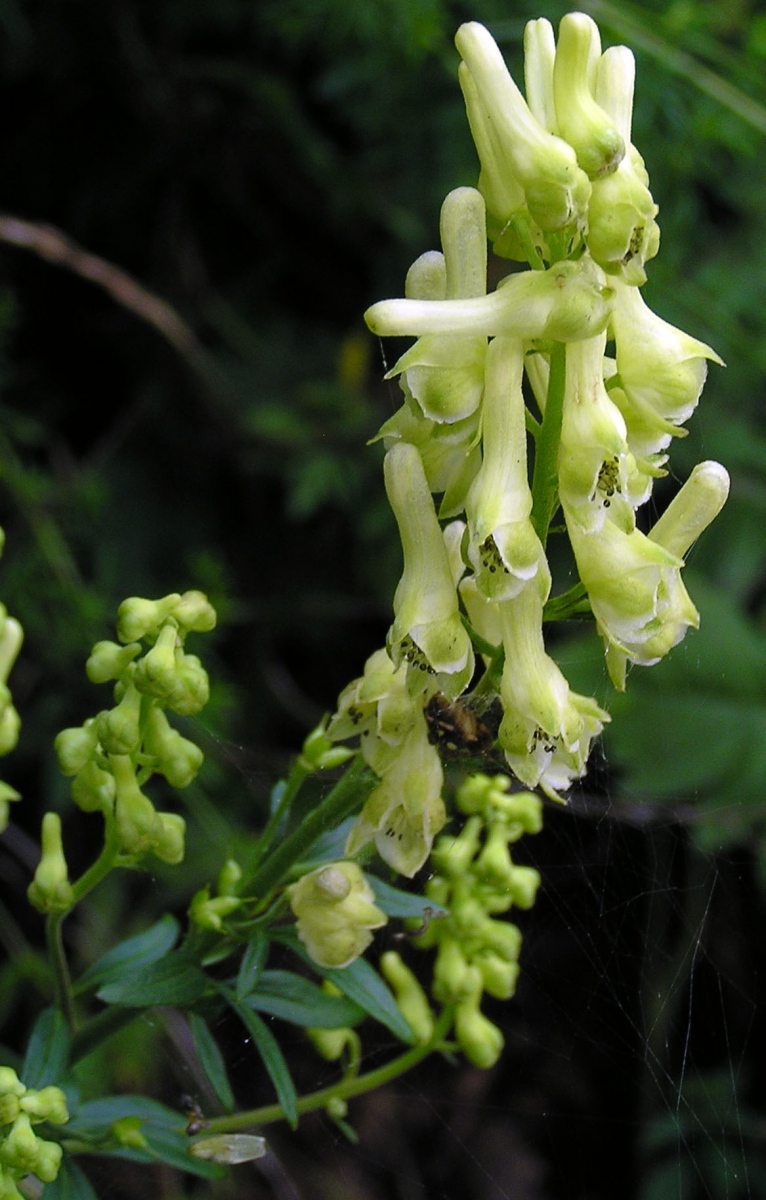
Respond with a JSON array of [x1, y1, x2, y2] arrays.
[[45, 913, 76, 1032], [509, 213, 545, 271], [44, 820, 123, 1034], [203, 1006, 454, 1133], [543, 582, 590, 622], [242, 757, 376, 904], [70, 822, 122, 906], [530, 341, 566, 546], [249, 758, 311, 871]]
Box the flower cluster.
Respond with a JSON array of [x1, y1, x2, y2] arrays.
[[355, 12, 728, 802], [31, 592, 216, 910], [411, 774, 542, 1068], [0, 1068, 68, 1196]]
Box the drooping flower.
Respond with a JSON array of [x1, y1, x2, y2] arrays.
[[558, 332, 632, 535], [465, 336, 549, 602], [566, 461, 730, 688], [384, 442, 475, 698], [346, 703, 446, 876], [611, 278, 723, 442], [496, 585, 609, 797]]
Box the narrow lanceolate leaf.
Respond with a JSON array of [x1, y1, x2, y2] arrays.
[[274, 929, 414, 1043], [22, 1007, 70, 1087], [366, 874, 447, 920], [63, 1095, 224, 1181], [76, 915, 179, 992], [97, 951, 207, 1007], [189, 1013, 235, 1113], [224, 990, 298, 1128], [245, 970, 364, 1028], [235, 930, 269, 1001]]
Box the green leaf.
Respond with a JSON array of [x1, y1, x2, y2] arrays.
[[22, 1007, 70, 1087], [41, 1156, 98, 1200], [224, 990, 298, 1128], [189, 1013, 235, 1113], [366, 874, 447, 919], [276, 931, 413, 1042], [97, 951, 207, 1007], [235, 930, 268, 1000], [64, 1095, 224, 1181], [245, 970, 364, 1027], [76, 915, 179, 992]]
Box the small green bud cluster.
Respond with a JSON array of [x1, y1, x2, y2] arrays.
[[50, 592, 215, 873], [288, 861, 387, 969], [355, 13, 728, 797], [189, 857, 243, 932], [412, 774, 543, 1069], [0, 1067, 68, 1195]]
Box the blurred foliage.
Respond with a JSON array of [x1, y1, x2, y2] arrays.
[[0, 1, 765, 1198]]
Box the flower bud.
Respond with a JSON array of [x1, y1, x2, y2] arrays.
[[110, 754, 162, 858], [480, 918, 523, 963], [164, 653, 210, 716], [133, 622, 180, 700], [474, 824, 516, 888], [0, 706, 20, 756], [27, 813, 73, 914], [474, 950, 520, 1000], [508, 864, 542, 910], [0, 1112, 62, 1183], [189, 885, 240, 932], [456, 21, 591, 231], [142, 705, 204, 788], [217, 857, 242, 896], [110, 1116, 149, 1150], [95, 678, 143, 756], [288, 862, 387, 969], [433, 937, 471, 1003], [299, 723, 355, 772], [152, 812, 186, 865], [19, 1087, 68, 1126], [54, 721, 99, 776], [170, 590, 217, 633], [431, 816, 483, 878], [0, 616, 22, 686], [116, 594, 181, 643], [453, 966, 504, 1068], [553, 13, 624, 179], [307, 1023, 360, 1062], [85, 640, 141, 684], [70, 759, 116, 814], [380, 951, 434, 1044]]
